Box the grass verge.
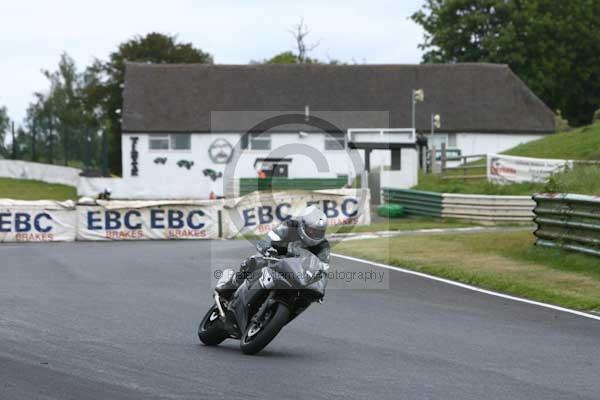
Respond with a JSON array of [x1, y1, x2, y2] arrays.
[[330, 216, 485, 234], [333, 230, 600, 311], [0, 178, 77, 201]]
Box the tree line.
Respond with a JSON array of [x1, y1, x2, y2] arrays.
[[0, 21, 329, 175], [411, 0, 600, 127], [1, 6, 599, 174]]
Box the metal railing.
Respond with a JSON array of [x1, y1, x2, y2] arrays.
[[384, 188, 535, 222], [533, 193, 600, 257]]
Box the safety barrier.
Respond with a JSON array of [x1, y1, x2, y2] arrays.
[[0, 160, 81, 187], [0, 189, 370, 242], [383, 188, 535, 222], [533, 193, 600, 257], [382, 189, 443, 217]]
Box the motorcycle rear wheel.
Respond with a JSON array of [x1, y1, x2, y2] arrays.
[[240, 302, 290, 355], [198, 304, 228, 346]]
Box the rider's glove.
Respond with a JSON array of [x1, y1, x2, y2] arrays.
[[264, 247, 278, 258]]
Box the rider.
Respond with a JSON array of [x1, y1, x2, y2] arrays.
[[216, 205, 330, 294]]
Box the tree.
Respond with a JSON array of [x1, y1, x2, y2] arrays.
[[411, 0, 600, 126], [288, 18, 320, 63], [264, 51, 302, 64], [256, 20, 342, 65], [85, 32, 213, 174], [0, 106, 9, 157]]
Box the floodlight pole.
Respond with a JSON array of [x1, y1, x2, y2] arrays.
[[412, 91, 416, 131]]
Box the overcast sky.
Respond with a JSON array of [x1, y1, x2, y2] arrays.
[[0, 0, 425, 123]]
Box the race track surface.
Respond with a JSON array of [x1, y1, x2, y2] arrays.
[[1, 241, 599, 400]]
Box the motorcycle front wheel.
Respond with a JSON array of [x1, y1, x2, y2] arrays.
[[198, 304, 228, 346], [240, 302, 290, 355]]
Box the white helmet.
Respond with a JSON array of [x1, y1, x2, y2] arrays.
[[298, 205, 328, 247]]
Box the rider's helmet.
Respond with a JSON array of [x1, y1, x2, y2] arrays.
[[298, 205, 328, 247]]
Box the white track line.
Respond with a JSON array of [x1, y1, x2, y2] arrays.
[[332, 252, 600, 322]]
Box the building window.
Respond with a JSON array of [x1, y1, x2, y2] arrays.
[[325, 133, 345, 150], [171, 134, 191, 150], [149, 134, 191, 150], [149, 135, 170, 150], [448, 133, 457, 148], [241, 133, 271, 150]]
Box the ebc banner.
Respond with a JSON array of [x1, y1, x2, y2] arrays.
[[76, 200, 219, 240], [223, 189, 370, 238], [0, 200, 76, 242]]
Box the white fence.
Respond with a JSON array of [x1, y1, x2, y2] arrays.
[[0, 160, 81, 187]]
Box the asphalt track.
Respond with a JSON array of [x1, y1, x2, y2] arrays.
[[1, 240, 599, 400]]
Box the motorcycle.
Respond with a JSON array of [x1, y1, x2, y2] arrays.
[[198, 247, 327, 355]]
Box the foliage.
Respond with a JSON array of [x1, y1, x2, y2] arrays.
[[255, 20, 340, 65], [84, 32, 213, 174], [594, 108, 600, 123], [554, 110, 570, 132], [411, 0, 600, 126], [0, 106, 9, 157], [544, 165, 600, 195], [415, 172, 546, 195], [20, 54, 100, 167]]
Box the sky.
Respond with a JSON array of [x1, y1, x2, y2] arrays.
[[0, 0, 426, 124]]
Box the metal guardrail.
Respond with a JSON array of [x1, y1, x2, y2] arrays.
[[383, 189, 443, 217], [533, 193, 600, 257], [383, 188, 534, 222]]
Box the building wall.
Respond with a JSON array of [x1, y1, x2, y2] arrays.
[[122, 132, 420, 196], [428, 132, 548, 155]]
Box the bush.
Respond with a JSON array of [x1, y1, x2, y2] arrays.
[[593, 108, 600, 123], [554, 110, 570, 132], [544, 165, 600, 195]]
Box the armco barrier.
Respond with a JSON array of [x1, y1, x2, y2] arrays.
[[382, 189, 443, 217], [533, 193, 600, 257], [383, 188, 534, 222], [442, 193, 534, 221]]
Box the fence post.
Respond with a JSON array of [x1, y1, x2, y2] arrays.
[[441, 143, 447, 177], [430, 145, 437, 174]]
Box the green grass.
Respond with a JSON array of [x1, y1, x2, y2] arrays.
[[415, 172, 546, 195], [0, 178, 77, 201], [330, 216, 485, 234], [238, 216, 488, 240], [413, 123, 600, 195], [506, 123, 600, 160], [334, 230, 600, 311]]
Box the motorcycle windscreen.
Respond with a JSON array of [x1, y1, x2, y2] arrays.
[[273, 249, 326, 291]]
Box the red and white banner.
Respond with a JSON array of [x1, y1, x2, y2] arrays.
[[487, 154, 573, 184]]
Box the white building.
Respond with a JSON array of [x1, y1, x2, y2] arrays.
[[118, 63, 555, 199]]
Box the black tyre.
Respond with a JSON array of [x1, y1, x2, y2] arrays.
[[240, 302, 290, 355], [198, 304, 228, 346]]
